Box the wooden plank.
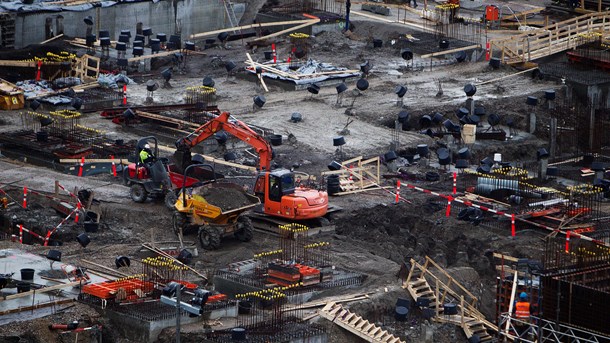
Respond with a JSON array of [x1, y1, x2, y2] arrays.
[[0, 60, 61, 68], [246, 52, 268, 92], [0, 298, 74, 315], [419, 44, 482, 59], [251, 19, 320, 42], [1, 281, 82, 301], [351, 10, 396, 23], [477, 67, 538, 86], [245, 59, 298, 79], [190, 19, 317, 39], [127, 49, 184, 63], [40, 34, 64, 45]]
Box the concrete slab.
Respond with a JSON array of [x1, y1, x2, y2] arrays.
[[0, 160, 131, 203], [0, 248, 107, 324]]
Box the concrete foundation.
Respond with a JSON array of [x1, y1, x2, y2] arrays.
[[13, 0, 245, 49], [104, 302, 237, 342]]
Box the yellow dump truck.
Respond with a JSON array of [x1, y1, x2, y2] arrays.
[[172, 166, 260, 250]]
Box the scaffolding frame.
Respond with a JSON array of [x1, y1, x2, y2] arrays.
[[498, 313, 610, 343]]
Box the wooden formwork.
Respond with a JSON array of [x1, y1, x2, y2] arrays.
[[72, 54, 100, 82], [321, 156, 381, 195]]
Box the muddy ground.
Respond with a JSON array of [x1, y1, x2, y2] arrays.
[[0, 6, 573, 342]]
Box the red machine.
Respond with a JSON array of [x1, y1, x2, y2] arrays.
[[123, 136, 216, 208], [174, 112, 328, 220]]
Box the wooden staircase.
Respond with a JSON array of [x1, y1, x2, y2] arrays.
[[320, 302, 405, 343], [490, 11, 610, 64], [403, 257, 497, 342]]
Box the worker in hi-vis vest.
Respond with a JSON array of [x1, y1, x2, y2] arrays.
[[513, 292, 531, 340]]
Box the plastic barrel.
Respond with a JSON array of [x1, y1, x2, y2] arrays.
[[20, 268, 35, 280]]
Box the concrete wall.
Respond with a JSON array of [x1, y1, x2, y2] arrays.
[[14, 0, 244, 48]]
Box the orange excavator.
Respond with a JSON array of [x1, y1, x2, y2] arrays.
[[173, 111, 328, 220]]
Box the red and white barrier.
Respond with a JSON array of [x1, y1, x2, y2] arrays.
[[565, 230, 571, 253], [452, 172, 457, 195], [395, 180, 401, 204], [272, 43, 277, 64], [22, 186, 27, 208], [77, 157, 85, 177], [122, 84, 127, 106], [111, 155, 117, 177]]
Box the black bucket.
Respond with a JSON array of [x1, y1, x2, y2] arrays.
[[458, 147, 470, 159], [17, 282, 30, 293], [416, 144, 429, 157], [231, 328, 246, 341], [526, 96, 538, 106], [455, 159, 469, 169], [443, 303, 458, 315], [373, 39, 383, 48], [84, 211, 99, 233], [489, 57, 501, 69], [333, 136, 346, 146], [545, 90, 556, 100], [268, 134, 282, 146], [400, 48, 413, 61], [438, 148, 451, 166], [20, 268, 34, 281], [394, 306, 408, 321], [456, 107, 469, 118], [439, 39, 450, 49], [328, 161, 342, 171], [264, 51, 273, 60], [356, 78, 369, 91], [384, 151, 398, 162]]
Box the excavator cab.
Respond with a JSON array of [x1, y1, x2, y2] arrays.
[[254, 169, 295, 203]]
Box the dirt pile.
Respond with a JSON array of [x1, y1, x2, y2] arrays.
[[193, 185, 256, 211]]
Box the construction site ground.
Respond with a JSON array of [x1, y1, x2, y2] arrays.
[[0, 4, 595, 342]]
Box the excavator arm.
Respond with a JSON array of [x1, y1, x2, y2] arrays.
[[174, 112, 272, 171]]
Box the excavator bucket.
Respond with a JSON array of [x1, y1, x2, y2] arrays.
[[173, 148, 192, 174]]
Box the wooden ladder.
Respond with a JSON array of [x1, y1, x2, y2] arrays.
[[320, 302, 405, 343], [403, 257, 498, 342]]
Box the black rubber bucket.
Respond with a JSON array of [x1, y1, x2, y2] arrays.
[[202, 76, 215, 88], [400, 48, 413, 61], [223, 152, 237, 161], [264, 51, 273, 60], [458, 147, 470, 159], [307, 83, 320, 95], [416, 144, 429, 157], [394, 306, 408, 321], [395, 85, 407, 98], [545, 90, 556, 100], [373, 39, 383, 48], [328, 161, 342, 171], [456, 107, 469, 119], [84, 211, 99, 233], [398, 111, 409, 125], [356, 78, 369, 91], [115, 256, 131, 268], [268, 134, 282, 146], [444, 303, 458, 315], [384, 151, 398, 162], [439, 39, 450, 49], [76, 233, 91, 248], [17, 282, 30, 293], [336, 83, 348, 94], [20, 268, 34, 281], [489, 57, 501, 69], [333, 136, 346, 146], [455, 159, 469, 169], [438, 148, 451, 166], [526, 96, 538, 106], [231, 328, 246, 341], [416, 297, 430, 307]]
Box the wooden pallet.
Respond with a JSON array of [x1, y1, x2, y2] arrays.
[[320, 302, 405, 343], [321, 156, 381, 194], [403, 257, 496, 342], [72, 54, 100, 82], [490, 11, 610, 64]]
